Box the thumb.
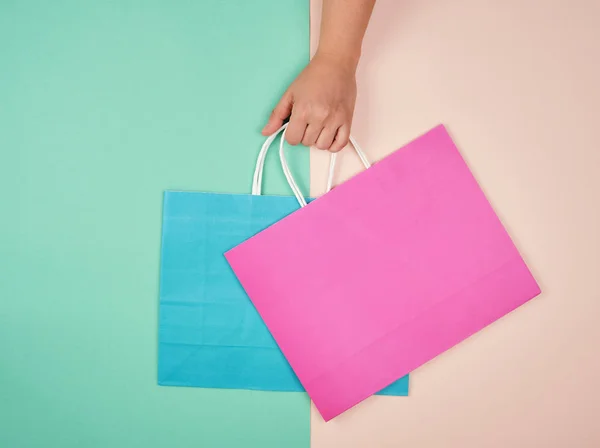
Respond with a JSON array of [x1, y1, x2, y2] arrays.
[[262, 91, 293, 135]]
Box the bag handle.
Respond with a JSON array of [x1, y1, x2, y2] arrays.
[[324, 137, 371, 193], [279, 123, 371, 207], [252, 123, 371, 206], [252, 124, 287, 196]]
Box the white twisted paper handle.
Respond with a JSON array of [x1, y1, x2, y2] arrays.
[[252, 124, 288, 196], [279, 124, 371, 207], [252, 123, 371, 207]]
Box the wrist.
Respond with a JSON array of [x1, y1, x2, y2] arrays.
[[314, 46, 360, 73]]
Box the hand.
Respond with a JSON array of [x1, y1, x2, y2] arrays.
[[262, 52, 357, 152]]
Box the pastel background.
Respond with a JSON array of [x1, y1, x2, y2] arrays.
[[310, 0, 600, 446], [0, 1, 310, 447], [2, 0, 599, 446]]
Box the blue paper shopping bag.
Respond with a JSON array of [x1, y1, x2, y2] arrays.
[[158, 126, 409, 395]]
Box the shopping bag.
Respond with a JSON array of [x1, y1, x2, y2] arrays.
[[158, 126, 410, 396], [226, 124, 541, 420]]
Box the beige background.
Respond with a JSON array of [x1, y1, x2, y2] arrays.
[[309, 0, 600, 446]]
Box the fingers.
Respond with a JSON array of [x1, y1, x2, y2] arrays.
[[315, 126, 338, 150], [286, 105, 350, 151], [302, 124, 322, 147], [262, 91, 293, 136], [288, 118, 349, 151], [330, 125, 350, 153], [285, 108, 308, 146], [273, 100, 351, 151]]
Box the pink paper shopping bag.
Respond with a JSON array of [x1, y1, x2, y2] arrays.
[[226, 125, 541, 421]]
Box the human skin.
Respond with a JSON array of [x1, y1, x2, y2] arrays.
[[262, 0, 376, 152]]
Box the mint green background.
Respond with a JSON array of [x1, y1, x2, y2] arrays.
[[0, 1, 310, 447]]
